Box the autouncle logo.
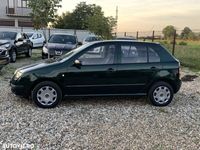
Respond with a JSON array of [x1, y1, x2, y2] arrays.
[[0, 141, 35, 149]]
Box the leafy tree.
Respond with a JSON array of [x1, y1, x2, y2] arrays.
[[87, 13, 116, 39], [53, 2, 116, 39], [181, 27, 193, 39], [28, 0, 62, 29], [162, 25, 176, 39], [53, 12, 74, 29]]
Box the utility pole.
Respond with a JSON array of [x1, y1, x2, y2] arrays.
[[115, 6, 118, 36]]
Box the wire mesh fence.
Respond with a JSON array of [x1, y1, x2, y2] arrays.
[[116, 30, 200, 71]]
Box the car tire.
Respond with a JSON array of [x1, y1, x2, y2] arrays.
[[26, 47, 32, 57], [148, 81, 174, 106], [10, 49, 17, 63], [32, 81, 62, 108]]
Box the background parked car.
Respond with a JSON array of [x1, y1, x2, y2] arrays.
[[82, 35, 102, 44], [115, 36, 137, 40], [42, 33, 78, 59], [0, 45, 9, 70], [0, 31, 33, 62], [26, 31, 46, 48]]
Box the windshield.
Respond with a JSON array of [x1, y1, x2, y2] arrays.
[[27, 33, 34, 38], [0, 32, 17, 40], [85, 36, 98, 42], [48, 34, 77, 44], [57, 43, 91, 62]]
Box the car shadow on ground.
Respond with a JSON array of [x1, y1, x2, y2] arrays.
[[61, 96, 148, 107]]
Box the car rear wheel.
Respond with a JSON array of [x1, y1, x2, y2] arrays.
[[32, 81, 62, 108], [26, 47, 32, 57], [148, 81, 174, 106], [10, 49, 17, 63]]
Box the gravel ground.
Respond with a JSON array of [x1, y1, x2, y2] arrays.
[[0, 50, 200, 150]]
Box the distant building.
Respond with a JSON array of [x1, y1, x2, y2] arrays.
[[0, 0, 32, 27]]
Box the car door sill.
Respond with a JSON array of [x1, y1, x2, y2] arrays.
[[64, 93, 147, 97]]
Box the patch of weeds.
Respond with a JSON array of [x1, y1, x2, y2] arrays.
[[158, 108, 169, 114], [181, 75, 198, 82]]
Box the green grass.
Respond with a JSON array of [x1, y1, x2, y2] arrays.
[[158, 40, 200, 71]]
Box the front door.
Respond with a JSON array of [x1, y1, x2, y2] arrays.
[[64, 43, 119, 96]]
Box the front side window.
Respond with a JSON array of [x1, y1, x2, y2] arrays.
[[78, 45, 116, 65], [121, 44, 147, 64]]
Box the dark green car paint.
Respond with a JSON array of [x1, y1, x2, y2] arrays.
[[10, 41, 181, 98]]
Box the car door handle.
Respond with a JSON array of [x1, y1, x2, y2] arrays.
[[107, 68, 115, 72], [151, 67, 157, 70]]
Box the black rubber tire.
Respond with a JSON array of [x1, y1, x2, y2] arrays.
[[26, 47, 32, 57], [10, 49, 17, 63], [32, 81, 62, 108], [148, 81, 174, 107]]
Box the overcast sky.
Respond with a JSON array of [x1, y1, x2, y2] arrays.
[[58, 0, 200, 32]]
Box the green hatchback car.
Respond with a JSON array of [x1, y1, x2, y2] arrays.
[[10, 40, 181, 108]]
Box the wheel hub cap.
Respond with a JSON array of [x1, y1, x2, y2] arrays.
[[153, 86, 171, 104], [37, 86, 57, 106]]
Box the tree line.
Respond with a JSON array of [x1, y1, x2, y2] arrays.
[[28, 1, 116, 39], [28, 0, 199, 41], [162, 25, 200, 40]]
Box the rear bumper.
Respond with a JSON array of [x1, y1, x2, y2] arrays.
[[174, 79, 182, 93]]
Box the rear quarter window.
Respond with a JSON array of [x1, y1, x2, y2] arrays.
[[148, 44, 176, 62], [148, 47, 160, 62]]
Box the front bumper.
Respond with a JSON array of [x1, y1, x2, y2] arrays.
[[0, 55, 10, 65], [10, 83, 28, 97]]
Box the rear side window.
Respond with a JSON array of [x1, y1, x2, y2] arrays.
[[121, 44, 147, 63], [148, 47, 160, 62]]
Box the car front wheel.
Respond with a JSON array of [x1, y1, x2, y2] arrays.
[[148, 81, 174, 106], [26, 47, 32, 57], [10, 49, 17, 63], [32, 81, 62, 108]]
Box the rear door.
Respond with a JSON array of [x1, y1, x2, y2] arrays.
[[115, 42, 161, 94]]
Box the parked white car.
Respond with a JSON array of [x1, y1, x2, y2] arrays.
[[82, 35, 102, 45], [26, 32, 46, 48]]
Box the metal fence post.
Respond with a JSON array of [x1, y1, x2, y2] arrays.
[[152, 30, 155, 42], [74, 29, 77, 35], [172, 30, 176, 56], [136, 31, 139, 40], [124, 32, 127, 37]]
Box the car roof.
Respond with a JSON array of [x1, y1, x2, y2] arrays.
[[25, 31, 42, 34], [51, 33, 76, 36], [89, 40, 160, 45], [0, 31, 18, 33]]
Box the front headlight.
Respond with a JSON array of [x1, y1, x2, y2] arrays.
[[4, 44, 10, 48], [0, 46, 7, 51], [43, 46, 48, 54], [14, 71, 23, 80]]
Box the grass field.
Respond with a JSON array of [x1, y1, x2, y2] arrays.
[[158, 40, 200, 72]]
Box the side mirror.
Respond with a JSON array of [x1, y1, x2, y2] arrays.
[[17, 38, 23, 42], [78, 42, 82, 46], [73, 59, 82, 68]]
